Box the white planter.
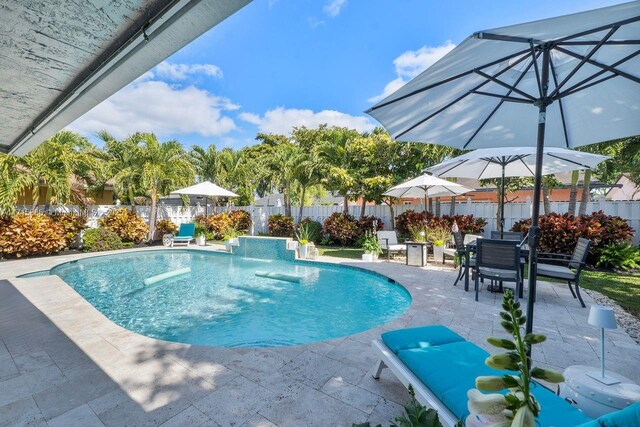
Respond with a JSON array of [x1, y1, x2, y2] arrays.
[[196, 236, 206, 246], [362, 253, 374, 262], [299, 244, 310, 259], [433, 245, 445, 263], [162, 234, 173, 247]]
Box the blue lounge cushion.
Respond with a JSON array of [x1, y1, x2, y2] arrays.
[[381, 325, 465, 354], [176, 223, 195, 238], [397, 341, 591, 426], [578, 402, 640, 427]]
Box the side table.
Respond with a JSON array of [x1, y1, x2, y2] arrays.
[[559, 365, 640, 418], [405, 242, 428, 267]]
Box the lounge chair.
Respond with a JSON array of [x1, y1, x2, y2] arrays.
[[171, 223, 196, 247], [372, 325, 639, 427], [376, 231, 405, 260]]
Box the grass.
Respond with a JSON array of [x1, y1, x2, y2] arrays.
[[577, 270, 640, 317], [317, 245, 364, 259]]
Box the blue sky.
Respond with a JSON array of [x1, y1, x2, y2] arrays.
[[69, 0, 622, 149]]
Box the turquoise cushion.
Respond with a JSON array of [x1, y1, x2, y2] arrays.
[[381, 325, 465, 354], [398, 342, 591, 426], [578, 402, 640, 427]]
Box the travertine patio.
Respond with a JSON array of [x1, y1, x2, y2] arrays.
[[1, 247, 639, 427]]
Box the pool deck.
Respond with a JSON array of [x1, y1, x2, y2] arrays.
[[1, 246, 639, 426]]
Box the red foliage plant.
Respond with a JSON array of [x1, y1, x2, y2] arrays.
[[511, 211, 634, 265], [357, 215, 384, 235], [322, 212, 360, 245], [395, 210, 487, 236], [268, 214, 294, 237]]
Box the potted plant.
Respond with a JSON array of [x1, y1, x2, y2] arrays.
[[194, 222, 207, 246], [429, 226, 450, 264], [223, 226, 239, 252], [467, 290, 564, 426], [361, 230, 382, 262], [296, 223, 312, 259], [408, 223, 427, 243]]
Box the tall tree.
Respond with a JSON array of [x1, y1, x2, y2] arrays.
[[0, 154, 37, 214], [190, 145, 223, 184]]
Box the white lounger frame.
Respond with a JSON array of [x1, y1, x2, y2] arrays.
[[371, 340, 458, 427], [171, 237, 194, 247]]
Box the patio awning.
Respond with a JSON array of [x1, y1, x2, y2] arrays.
[[1, 0, 250, 156]]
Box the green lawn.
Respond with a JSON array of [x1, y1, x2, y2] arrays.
[[578, 270, 640, 317], [317, 245, 364, 259]]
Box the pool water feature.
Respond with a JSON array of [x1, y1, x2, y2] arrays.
[[45, 250, 411, 347]]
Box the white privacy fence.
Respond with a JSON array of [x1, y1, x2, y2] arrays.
[[17, 200, 640, 243]]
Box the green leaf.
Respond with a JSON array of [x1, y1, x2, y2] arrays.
[[487, 337, 517, 350]]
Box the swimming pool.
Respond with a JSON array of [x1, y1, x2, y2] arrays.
[[42, 250, 411, 347]]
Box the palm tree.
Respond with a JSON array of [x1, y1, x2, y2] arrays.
[[98, 131, 144, 208], [0, 154, 37, 214], [289, 150, 322, 222], [133, 133, 195, 241], [191, 145, 223, 183]]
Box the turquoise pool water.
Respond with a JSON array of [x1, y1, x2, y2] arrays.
[[44, 250, 411, 347]]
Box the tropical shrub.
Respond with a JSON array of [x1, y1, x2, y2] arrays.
[[229, 210, 252, 234], [155, 219, 178, 236], [395, 210, 427, 237], [596, 243, 640, 271], [357, 215, 384, 235], [268, 214, 294, 237], [396, 210, 487, 237], [322, 212, 359, 245], [199, 213, 232, 239], [511, 211, 634, 265], [98, 208, 148, 243], [298, 218, 323, 243], [82, 227, 124, 252], [360, 230, 382, 254], [0, 213, 66, 258], [50, 213, 88, 247]]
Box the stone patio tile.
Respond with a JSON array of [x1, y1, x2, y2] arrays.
[[321, 376, 383, 414], [278, 350, 341, 389], [326, 338, 378, 370], [224, 349, 294, 382], [47, 404, 105, 427], [366, 399, 405, 426], [33, 368, 118, 420], [0, 396, 46, 427], [12, 350, 55, 374], [194, 376, 275, 427], [0, 354, 19, 382], [160, 405, 215, 427], [333, 364, 368, 385], [0, 364, 67, 407], [356, 368, 410, 406], [239, 414, 278, 427], [258, 380, 367, 427]]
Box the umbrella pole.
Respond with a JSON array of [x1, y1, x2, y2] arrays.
[[526, 47, 551, 336], [500, 165, 505, 237]]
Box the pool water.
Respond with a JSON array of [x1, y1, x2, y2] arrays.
[[48, 250, 411, 347]]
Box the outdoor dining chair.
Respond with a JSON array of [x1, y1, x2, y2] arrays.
[[490, 230, 524, 241], [474, 239, 522, 302], [536, 238, 591, 308], [448, 231, 474, 286]]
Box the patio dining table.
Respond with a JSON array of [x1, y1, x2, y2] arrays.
[[463, 240, 529, 296]]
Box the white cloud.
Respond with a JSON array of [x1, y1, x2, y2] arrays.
[[240, 107, 374, 134], [154, 61, 223, 80], [69, 76, 238, 139], [368, 41, 456, 103], [323, 0, 347, 17]]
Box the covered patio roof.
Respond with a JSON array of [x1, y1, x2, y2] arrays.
[[1, 0, 250, 156]]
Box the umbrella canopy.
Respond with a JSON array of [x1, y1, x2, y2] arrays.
[[171, 181, 238, 198], [384, 174, 473, 199], [427, 147, 610, 179], [366, 2, 640, 335]]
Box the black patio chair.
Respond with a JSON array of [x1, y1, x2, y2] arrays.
[[536, 238, 591, 308], [448, 231, 474, 286], [474, 239, 522, 302], [491, 231, 524, 241]]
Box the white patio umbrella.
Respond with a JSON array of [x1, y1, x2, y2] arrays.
[[366, 2, 640, 334], [427, 147, 610, 233], [383, 174, 473, 214], [171, 181, 238, 215]]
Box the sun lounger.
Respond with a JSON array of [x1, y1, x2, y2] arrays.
[[371, 325, 639, 426], [171, 223, 196, 247]]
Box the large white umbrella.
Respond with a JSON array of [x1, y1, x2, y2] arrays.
[[171, 181, 238, 215], [384, 174, 473, 214], [427, 147, 610, 233], [366, 2, 640, 334]]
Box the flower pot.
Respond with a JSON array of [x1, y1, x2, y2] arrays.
[[299, 244, 310, 259], [362, 253, 374, 262], [433, 245, 445, 263], [162, 233, 173, 247], [196, 236, 206, 246]]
